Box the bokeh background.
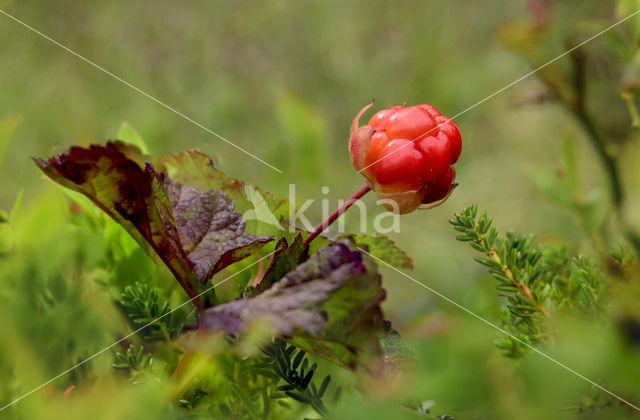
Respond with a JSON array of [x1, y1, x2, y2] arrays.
[[1, 0, 640, 418]]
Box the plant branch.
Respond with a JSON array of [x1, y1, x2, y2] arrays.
[[487, 249, 550, 318], [303, 183, 371, 246], [451, 207, 552, 320], [573, 111, 623, 207], [534, 45, 640, 254], [568, 77, 640, 254]]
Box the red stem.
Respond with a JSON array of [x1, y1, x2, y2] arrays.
[[303, 183, 372, 246], [172, 184, 371, 393]]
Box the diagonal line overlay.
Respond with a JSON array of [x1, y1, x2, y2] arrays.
[[0, 9, 283, 174], [0, 248, 281, 412], [1, 3, 639, 414], [358, 9, 640, 175], [358, 247, 640, 412]]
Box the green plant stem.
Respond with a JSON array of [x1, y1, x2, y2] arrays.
[[572, 110, 640, 254], [135, 303, 175, 344], [566, 45, 640, 254], [528, 45, 640, 254], [574, 112, 622, 206], [620, 91, 640, 129], [485, 246, 550, 319], [303, 183, 371, 246]]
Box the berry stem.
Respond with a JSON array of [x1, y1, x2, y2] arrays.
[[303, 183, 371, 246]]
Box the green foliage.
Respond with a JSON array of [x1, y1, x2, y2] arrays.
[[0, 189, 21, 254], [35, 142, 273, 307], [167, 338, 339, 419], [250, 234, 307, 295], [204, 243, 385, 369], [0, 220, 12, 255], [450, 205, 605, 357], [259, 339, 338, 416], [117, 122, 150, 155], [529, 129, 606, 239], [113, 344, 158, 384], [158, 150, 288, 236], [27, 139, 392, 419], [340, 233, 414, 269], [119, 282, 185, 341], [3, 1, 640, 419]]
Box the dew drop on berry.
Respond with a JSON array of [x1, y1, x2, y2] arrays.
[[368, 108, 399, 130]]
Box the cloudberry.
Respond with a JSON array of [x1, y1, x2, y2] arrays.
[[349, 102, 461, 214]]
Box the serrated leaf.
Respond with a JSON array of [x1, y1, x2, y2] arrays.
[[34, 142, 272, 305], [157, 150, 288, 236], [159, 174, 272, 279], [203, 244, 363, 335], [251, 234, 308, 295], [203, 244, 386, 369], [340, 234, 413, 269]]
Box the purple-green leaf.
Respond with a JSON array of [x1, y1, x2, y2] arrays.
[[158, 150, 288, 223], [340, 234, 414, 269], [250, 234, 308, 296], [158, 172, 271, 280], [202, 243, 386, 368], [34, 142, 272, 305]]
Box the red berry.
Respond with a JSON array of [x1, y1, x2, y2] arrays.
[[418, 104, 442, 119], [416, 135, 451, 183], [348, 102, 461, 213], [363, 131, 392, 178], [368, 106, 402, 130], [385, 106, 436, 140], [424, 167, 455, 204], [435, 117, 461, 164], [373, 139, 424, 192]]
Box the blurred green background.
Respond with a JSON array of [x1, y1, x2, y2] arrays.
[[1, 0, 640, 418]]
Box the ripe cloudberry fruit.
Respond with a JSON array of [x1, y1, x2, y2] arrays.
[[349, 102, 461, 214]]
